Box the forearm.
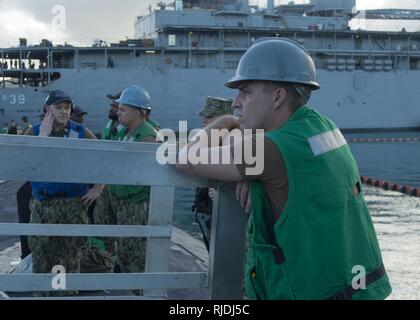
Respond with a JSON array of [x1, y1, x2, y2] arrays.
[[91, 184, 105, 192], [179, 116, 239, 163]]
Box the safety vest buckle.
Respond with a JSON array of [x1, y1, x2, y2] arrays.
[[273, 247, 286, 264]]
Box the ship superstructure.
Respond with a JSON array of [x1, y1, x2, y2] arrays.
[[1, 0, 420, 132]]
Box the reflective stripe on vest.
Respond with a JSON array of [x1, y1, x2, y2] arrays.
[[308, 128, 347, 157]]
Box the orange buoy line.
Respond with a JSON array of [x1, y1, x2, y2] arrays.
[[350, 137, 420, 143], [360, 176, 420, 197]]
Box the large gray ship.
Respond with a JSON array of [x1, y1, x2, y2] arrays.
[[1, 0, 420, 133]]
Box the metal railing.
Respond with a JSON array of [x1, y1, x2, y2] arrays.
[[0, 135, 247, 300]]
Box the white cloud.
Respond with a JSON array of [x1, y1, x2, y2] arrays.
[[0, 9, 46, 34], [0, 1, 70, 46], [1, 0, 419, 47], [357, 0, 420, 10], [271, 0, 420, 9]]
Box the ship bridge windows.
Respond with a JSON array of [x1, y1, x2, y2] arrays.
[[168, 34, 176, 47]]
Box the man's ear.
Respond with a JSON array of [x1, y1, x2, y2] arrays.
[[43, 105, 50, 113], [273, 87, 288, 110], [139, 108, 147, 118], [133, 108, 141, 118]]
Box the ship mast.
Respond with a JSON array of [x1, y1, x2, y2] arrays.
[[267, 0, 275, 15]]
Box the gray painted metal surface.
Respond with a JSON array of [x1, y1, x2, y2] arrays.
[[0, 135, 216, 188], [0, 223, 171, 238], [0, 272, 206, 291], [145, 186, 175, 297], [208, 184, 247, 300], [0, 135, 247, 299]]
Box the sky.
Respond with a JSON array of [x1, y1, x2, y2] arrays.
[[0, 0, 420, 47]]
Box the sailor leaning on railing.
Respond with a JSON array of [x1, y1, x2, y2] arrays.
[[176, 38, 392, 300]]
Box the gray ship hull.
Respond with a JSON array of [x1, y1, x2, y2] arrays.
[[1, 67, 420, 133]]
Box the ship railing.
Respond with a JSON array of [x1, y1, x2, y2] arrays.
[[0, 135, 247, 300]]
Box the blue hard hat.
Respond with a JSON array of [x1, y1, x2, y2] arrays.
[[116, 85, 152, 111]]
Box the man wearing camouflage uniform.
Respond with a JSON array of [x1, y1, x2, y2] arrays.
[[193, 96, 233, 251], [79, 92, 125, 274], [25, 91, 102, 293], [102, 92, 125, 140], [94, 85, 160, 276], [198, 96, 233, 127], [81, 90, 161, 274]]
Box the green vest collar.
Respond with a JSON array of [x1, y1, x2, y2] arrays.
[[271, 105, 311, 132], [123, 120, 156, 141], [285, 105, 310, 124]]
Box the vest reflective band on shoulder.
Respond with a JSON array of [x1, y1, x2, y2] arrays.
[[308, 128, 347, 156]]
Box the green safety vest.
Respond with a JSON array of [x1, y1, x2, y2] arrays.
[[108, 121, 159, 203], [101, 120, 125, 141], [88, 121, 126, 252], [102, 119, 160, 140], [147, 118, 160, 130], [246, 106, 392, 300]]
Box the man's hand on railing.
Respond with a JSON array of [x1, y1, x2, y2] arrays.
[[235, 181, 252, 214], [82, 184, 105, 208]]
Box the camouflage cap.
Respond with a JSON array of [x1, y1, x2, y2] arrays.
[[107, 91, 122, 100], [198, 96, 233, 118]]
